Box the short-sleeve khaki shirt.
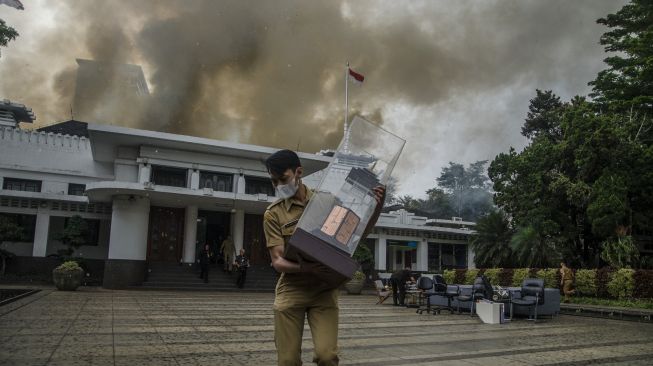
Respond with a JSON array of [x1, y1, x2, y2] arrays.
[[263, 184, 314, 249]]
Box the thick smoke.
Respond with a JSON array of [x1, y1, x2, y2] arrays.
[[0, 0, 625, 195]]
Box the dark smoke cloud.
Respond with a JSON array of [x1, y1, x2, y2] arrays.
[[0, 0, 626, 196]]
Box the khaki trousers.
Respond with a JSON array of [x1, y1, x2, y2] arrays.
[[273, 273, 340, 366], [563, 279, 575, 301]]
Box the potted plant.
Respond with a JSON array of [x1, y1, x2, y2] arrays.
[[52, 260, 84, 291], [344, 270, 366, 294]]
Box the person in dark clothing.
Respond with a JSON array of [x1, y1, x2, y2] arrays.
[[390, 267, 415, 306], [234, 248, 250, 289], [199, 244, 212, 283]]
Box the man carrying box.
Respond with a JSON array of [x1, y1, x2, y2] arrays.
[[263, 149, 385, 366]]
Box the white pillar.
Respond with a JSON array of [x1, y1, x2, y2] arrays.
[[183, 205, 198, 264], [468, 244, 476, 269], [108, 196, 150, 260], [32, 212, 50, 257], [232, 209, 245, 253], [417, 239, 428, 272], [236, 174, 245, 194], [375, 236, 387, 271], [138, 163, 151, 183], [189, 169, 200, 190]]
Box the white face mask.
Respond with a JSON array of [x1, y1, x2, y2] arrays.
[[275, 176, 299, 199]]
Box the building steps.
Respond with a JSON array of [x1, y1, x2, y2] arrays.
[[135, 262, 279, 292]]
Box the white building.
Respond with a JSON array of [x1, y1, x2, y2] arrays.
[[0, 100, 475, 288]]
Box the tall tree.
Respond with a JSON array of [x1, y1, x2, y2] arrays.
[[0, 19, 18, 57], [436, 160, 493, 220], [470, 210, 514, 268]]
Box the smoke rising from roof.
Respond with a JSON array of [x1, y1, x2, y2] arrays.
[[0, 0, 626, 196]]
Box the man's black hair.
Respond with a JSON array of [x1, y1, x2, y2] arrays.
[[265, 149, 302, 176]]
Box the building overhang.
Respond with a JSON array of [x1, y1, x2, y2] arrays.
[[87, 123, 331, 175], [0, 189, 89, 203], [86, 181, 276, 213], [374, 222, 476, 236]]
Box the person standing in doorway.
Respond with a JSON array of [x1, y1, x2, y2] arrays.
[[220, 235, 235, 273], [235, 248, 250, 289], [198, 244, 212, 283], [560, 261, 576, 303], [263, 149, 385, 366]]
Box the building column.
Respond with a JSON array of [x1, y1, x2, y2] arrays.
[[32, 212, 50, 257], [416, 239, 428, 272], [189, 169, 200, 190], [375, 235, 387, 271], [182, 205, 198, 264], [232, 209, 245, 253], [104, 196, 150, 289], [468, 244, 476, 269], [138, 163, 151, 183]]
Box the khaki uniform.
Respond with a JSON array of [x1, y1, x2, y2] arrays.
[[263, 185, 340, 366], [561, 267, 575, 302], [220, 239, 235, 271]]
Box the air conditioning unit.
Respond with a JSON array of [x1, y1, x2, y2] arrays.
[[203, 187, 213, 196], [452, 217, 463, 222], [143, 182, 155, 190]]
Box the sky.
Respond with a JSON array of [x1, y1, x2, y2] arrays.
[[0, 0, 627, 197]]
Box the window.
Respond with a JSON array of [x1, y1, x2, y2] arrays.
[[3, 178, 42, 192], [428, 243, 440, 272], [151, 166, 187, 188], [441, 243, 467, 269], [245, 176, 275, 196], [199, 171, 233, 192], [0, 213, 36, 241], [68, 183, 86, 196], [62, 217, 101, 246]]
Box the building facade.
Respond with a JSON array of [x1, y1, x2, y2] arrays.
[[0, 100, 477, 288]]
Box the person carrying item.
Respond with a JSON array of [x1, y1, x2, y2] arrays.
[[234, 248, 250, 289], [390, 266, 415, 306], [220, 235, 235, 273], [263, 149, 385, 366]]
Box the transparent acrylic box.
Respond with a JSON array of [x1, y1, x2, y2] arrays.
[[286, 116, 405, 286]]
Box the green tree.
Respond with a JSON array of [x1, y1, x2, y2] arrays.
[[470, 210, 514, 268], [601, 235, 640, 269], [510, 225, 561, 268], [436, 160, 493, 220], [0, 19, 19, 57]]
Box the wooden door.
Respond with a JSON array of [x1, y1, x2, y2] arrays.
[[243, 214, 270, 265], [147, 207, 185, 262]]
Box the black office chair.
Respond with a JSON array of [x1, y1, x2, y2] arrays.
[[456, 276, 491, 316], [430, 274, 459, 314], [511, 278, 545, 322], [415, 276, 434, 314]]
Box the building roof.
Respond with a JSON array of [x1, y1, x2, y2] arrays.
[[37, 120, 89, 137], [87, 123, 332, 175]]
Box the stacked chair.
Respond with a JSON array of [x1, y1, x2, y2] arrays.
[[456, 275, 493, 316]]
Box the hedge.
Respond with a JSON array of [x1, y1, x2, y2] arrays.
[[434, 267, 653, 299]]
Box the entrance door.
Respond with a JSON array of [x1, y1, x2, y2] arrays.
[[147, 206, 185, 262], [244, 214, 269, 265]]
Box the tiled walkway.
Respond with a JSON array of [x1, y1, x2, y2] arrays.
[[1, 288, 652, 365]]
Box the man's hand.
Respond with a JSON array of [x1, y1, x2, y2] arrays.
[[372, 185, 386, 208], [300, 261, 332, 275]]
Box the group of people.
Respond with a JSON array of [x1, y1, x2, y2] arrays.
[[198, 235, 250, 289]]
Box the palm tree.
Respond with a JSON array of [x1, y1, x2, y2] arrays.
[[470, 211, 514, 267], [510, 225, 560, 268]]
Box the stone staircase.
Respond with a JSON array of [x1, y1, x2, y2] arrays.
[[136, 262, 279, 292]]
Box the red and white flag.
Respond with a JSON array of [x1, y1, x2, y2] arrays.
[[348, 68, 364, 85], [0, 0, 24, 9]]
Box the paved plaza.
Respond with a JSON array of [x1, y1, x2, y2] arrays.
[[1, 288, 652, 365]]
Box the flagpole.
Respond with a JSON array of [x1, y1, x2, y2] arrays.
[[344, 61, 349, 152]]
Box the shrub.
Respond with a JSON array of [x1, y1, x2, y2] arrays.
[[536, 268, 559, 289], [512, 268, 531, 287], [454, 269, 466, 284], [607, 268, 635, 299], [443, 269, 455, 285], [575, 269, 597, 296], [596, 267, 613, 298], [483, 268, 501, 286], [499, 268, 513, 286], [633, 270, 653, 298], [55, 261, 82, 272], [351, 271, 366, 281], [464, 269, 479, 285]]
